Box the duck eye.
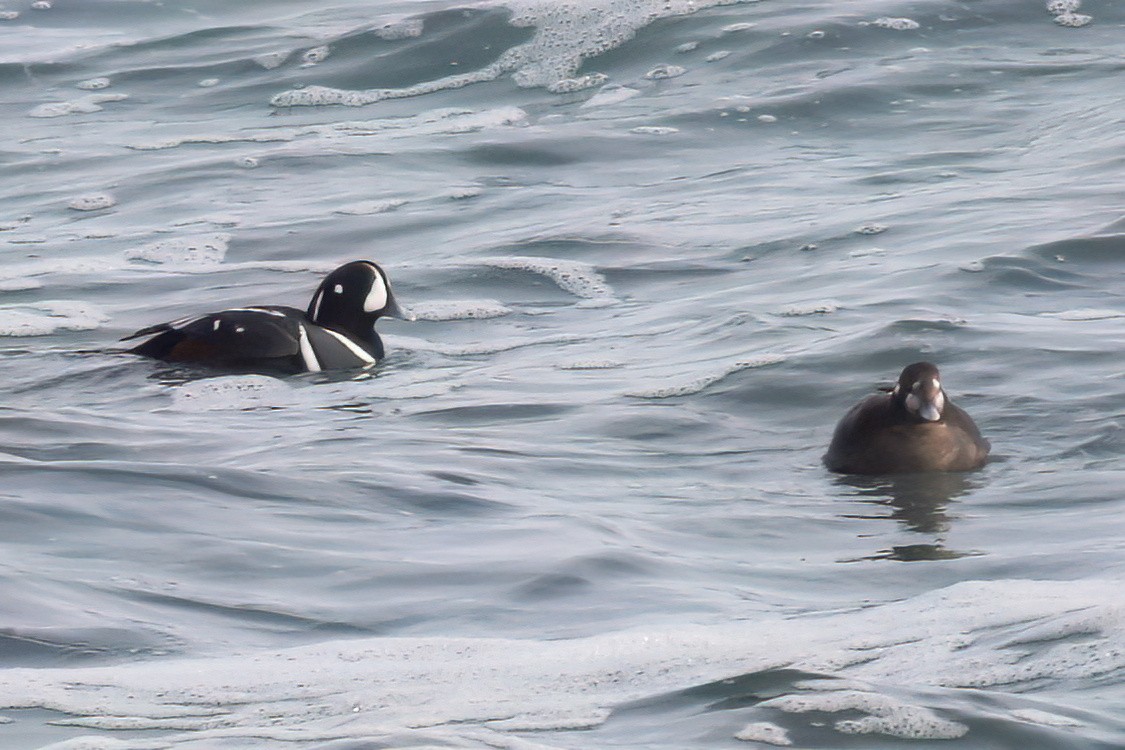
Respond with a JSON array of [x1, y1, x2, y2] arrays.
[[334, 284, 344, 294]]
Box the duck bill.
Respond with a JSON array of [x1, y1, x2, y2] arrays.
[[918, 401, 942, 422], [381, 292, 414, 321], [905, 389, 944, 422]]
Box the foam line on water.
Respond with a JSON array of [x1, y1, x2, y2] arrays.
[[0, 579, 1118, 747], [268, 0, 751, 108], [0, 301, 110, 337], [476, 256, 615, 301]]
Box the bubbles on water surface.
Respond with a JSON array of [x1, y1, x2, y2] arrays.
[[1046, 0, 1081, 13], [332, 199, 406, 215], [301, 45, 331, 66], [253, 51, 289, 69], [408, 300, 512, 321], [547, 73, 609, 93], [124, 234, 230, 267], [0, 300, 109, 337], [734, 721, 791, 745], [28, 93, 127, 118], [765, 690, 967, 740], [171, 375, 296, 411], [871, 17, 921, 31], [855, 222, 888, 235], [478, 256, 615, 301], [67, 193, 116, 212], [374, 19, 424, 40], [1053, 12, 1092, 27], [270, 0, 763, 108], [76, 77, 111, 91], [643, 64, 685, 80]]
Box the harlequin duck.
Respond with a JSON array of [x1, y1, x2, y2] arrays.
[[123, 260, 405, 373], [823, 362, 990, 474]]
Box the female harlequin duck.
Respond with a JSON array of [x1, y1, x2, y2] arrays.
[[123, 260, 405, 373], [823, 362, 990, 474]]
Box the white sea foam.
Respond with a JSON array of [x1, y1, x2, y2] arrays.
[[253, 51, 289, 69], [1012, 708, 1083, 727], [75, 77, 111, 91], [129, 106, 527, 152], [478, 256, 616, 301], [300, 45, 331, 66], [778, 301, 838, 316], [67, 193, 116, 212], [766, 690, 967, 739], [872, 17, 921, 31], [332, 199, 406, 215], [0, 579, 1116, 747], [547, 73, 608, 94], [0, 300, 109, 336], [374, 18, 424, 40], [556, 360, 625, 370], [28, 93, 127, 118], [734, 722, 791, 745], [855, 222, 888, 235], [643, 64, 685, 80], [1053, 12, 1092, 27], [581, 85, 640, 108], [124, 234, 230, 266], [630, 126, 678, 135], [627, 354, 785, 398], [408, 300, 513, 321], [1041, 309, 1125, 321], [269, 1, 758, 108], [170, 375, 296, 411]]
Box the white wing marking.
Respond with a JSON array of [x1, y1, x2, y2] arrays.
[[318, 328, 377, 366], [297, 324, 322, 372]]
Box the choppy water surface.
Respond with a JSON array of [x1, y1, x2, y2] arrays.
[[1, 0, 1123, 747]]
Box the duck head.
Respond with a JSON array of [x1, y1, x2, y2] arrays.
[[893, 361, 945, 422], [306, 260, 406, 340]]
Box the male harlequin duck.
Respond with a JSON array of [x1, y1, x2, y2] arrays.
[[823, 362, 990, 474], [123, 260, 405, 373]]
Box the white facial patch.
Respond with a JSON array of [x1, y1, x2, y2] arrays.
[[212, 319, 221, 331], [906, 390, 943, 421], [334, 284, 344, 294], [363, 271, 388, 313]]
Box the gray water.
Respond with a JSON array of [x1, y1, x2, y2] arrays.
[[0, 1, 1123, 748]]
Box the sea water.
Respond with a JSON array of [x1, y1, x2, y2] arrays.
[[0, 0, 1122, 748]]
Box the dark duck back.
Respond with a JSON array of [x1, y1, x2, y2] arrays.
[[123, 261, 404, 374], [823, 362, 990, 474]]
